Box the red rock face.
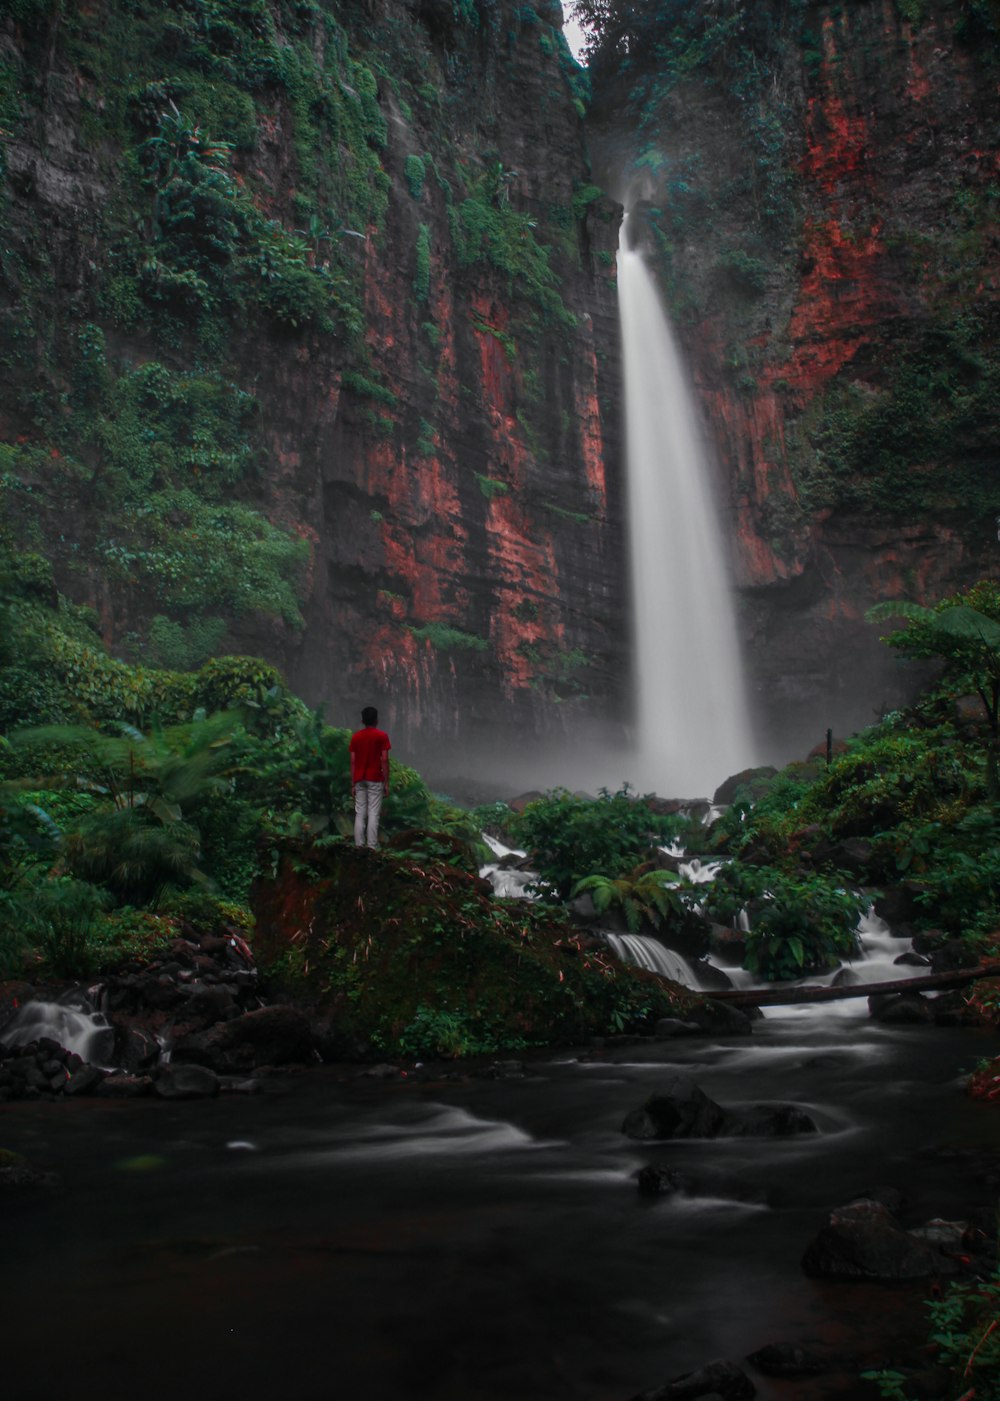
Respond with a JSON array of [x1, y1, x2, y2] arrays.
[[591, 0, 1000, 759]]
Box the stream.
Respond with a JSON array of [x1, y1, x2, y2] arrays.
[[3, 1000, 1000, 1401]]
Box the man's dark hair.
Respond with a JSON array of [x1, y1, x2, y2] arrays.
[[361, 706, 378, 726]]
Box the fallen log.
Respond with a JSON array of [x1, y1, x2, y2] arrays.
[[704, 962, 1000, 1008]]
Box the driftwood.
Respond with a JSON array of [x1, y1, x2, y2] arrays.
[[704, 962, 1000, 1009]]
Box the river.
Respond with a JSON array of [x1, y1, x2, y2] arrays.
[[3, 1001, 999, 1400]]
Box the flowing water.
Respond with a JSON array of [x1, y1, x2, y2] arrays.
[[618, 222, 756, 798], [2, 1010, 998, 1401]]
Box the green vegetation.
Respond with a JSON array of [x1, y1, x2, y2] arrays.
[[706, 581, 1000, 962], [0, 560, 693, 1055], [509, 786, 687, 900], [448, 163, 574, 328], [408, 622, 489, 652], [572, 866, 684, 934]]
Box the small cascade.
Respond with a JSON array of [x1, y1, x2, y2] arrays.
[[603, 932, 699, 986], [1, 997, 116, 1066], [850, 906, 910, 984], [480, 832, 537, 900]]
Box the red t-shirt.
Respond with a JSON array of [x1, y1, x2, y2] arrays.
[[349, 726, 391, 782]]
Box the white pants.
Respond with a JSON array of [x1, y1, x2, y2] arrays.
[[354, 781, 384, 848]]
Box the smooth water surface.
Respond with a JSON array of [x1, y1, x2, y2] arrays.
[[3, 1010, 999, 1401]]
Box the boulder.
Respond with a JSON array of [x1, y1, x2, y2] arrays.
[[745, 1344, 833, 1377], [801, 1200, 950, 1280], [172, 1005, 314, 1073], [868, 993, 933, 1025], [725, 1103, 817, 1137], [154, 1063, 220, 1099], [630, 1358, 756, 1400], [874, 884, 929, 928], [928, 940, 980, 973], [119, 1026, 160, 1073], [63, 1063, 107, 1097], [685, 1000, 756, 1036], [622, 1077, 815, 1141], [622, 1077, 728, 1140], [692, 960, 733, 992], [706, 924, 747, 968], [713, 767, 778, 807]]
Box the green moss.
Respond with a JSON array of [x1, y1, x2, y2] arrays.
[[475, 474, 509, 498], [409, 623, 489, 652], [404, 153, 426, 200], [414, 222, 431, 303]]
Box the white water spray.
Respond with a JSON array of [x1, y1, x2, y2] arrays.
[[618, 221, 755, 796]]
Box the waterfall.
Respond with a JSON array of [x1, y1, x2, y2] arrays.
[[618, 222, 756, 796], [603, 932, 699, 985]]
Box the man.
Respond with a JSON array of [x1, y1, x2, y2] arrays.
[[349, 705, 391, 849]]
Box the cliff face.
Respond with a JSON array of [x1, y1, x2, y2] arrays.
[[0, 0, 625, 777], [587, 0, 1000, 757]]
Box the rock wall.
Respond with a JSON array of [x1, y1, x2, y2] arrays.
[[588, 0, 1000, 759], [0, 0, 626, 782]]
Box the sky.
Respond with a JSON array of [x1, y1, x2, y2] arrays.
[[560, 2, 587, 62]]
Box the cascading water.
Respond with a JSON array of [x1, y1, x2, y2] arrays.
[[618, 217, 756, 796], [602, 931, 699, 985]]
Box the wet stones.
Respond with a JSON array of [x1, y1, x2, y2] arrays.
[[622, 1075, 817, 1141], [801, 1197, 962, 1281], [628, 1358, 756, 1400], [153, 1063, 220, 1100], [0, 1038, 97, 1101], [623, 1076, 727, 1139], [745, 1344, 834, 1377]]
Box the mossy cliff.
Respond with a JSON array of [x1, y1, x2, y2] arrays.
[[586, 0, 1000, 757], [0, 0, 624, 770]]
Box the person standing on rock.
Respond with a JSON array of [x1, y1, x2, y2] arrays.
[[349, 706, 391, 849]]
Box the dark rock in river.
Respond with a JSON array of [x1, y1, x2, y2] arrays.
[[868, 992, 933, 1024], [154, 1063, 220, 1100], [801, 1200, 951, 1280], [726, 1103, 817, 1138], [630, 1357, 756, 1400], [63, 1063, 107, 1097], [745, 1343, 834, 1377], [685, 1000, 756, 1036], [623, 1076, 816, 1141], [928, 939, 981, 973], [635, 1164, 693, 1196], [623, 1077, 728, 1140]]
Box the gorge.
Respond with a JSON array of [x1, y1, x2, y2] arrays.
[[1, 0, 996, 788]]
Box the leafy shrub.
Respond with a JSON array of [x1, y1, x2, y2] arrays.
[[509, 786, 684, 899], [572, 866, 684, 933], [698, 863, 865, 981]]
